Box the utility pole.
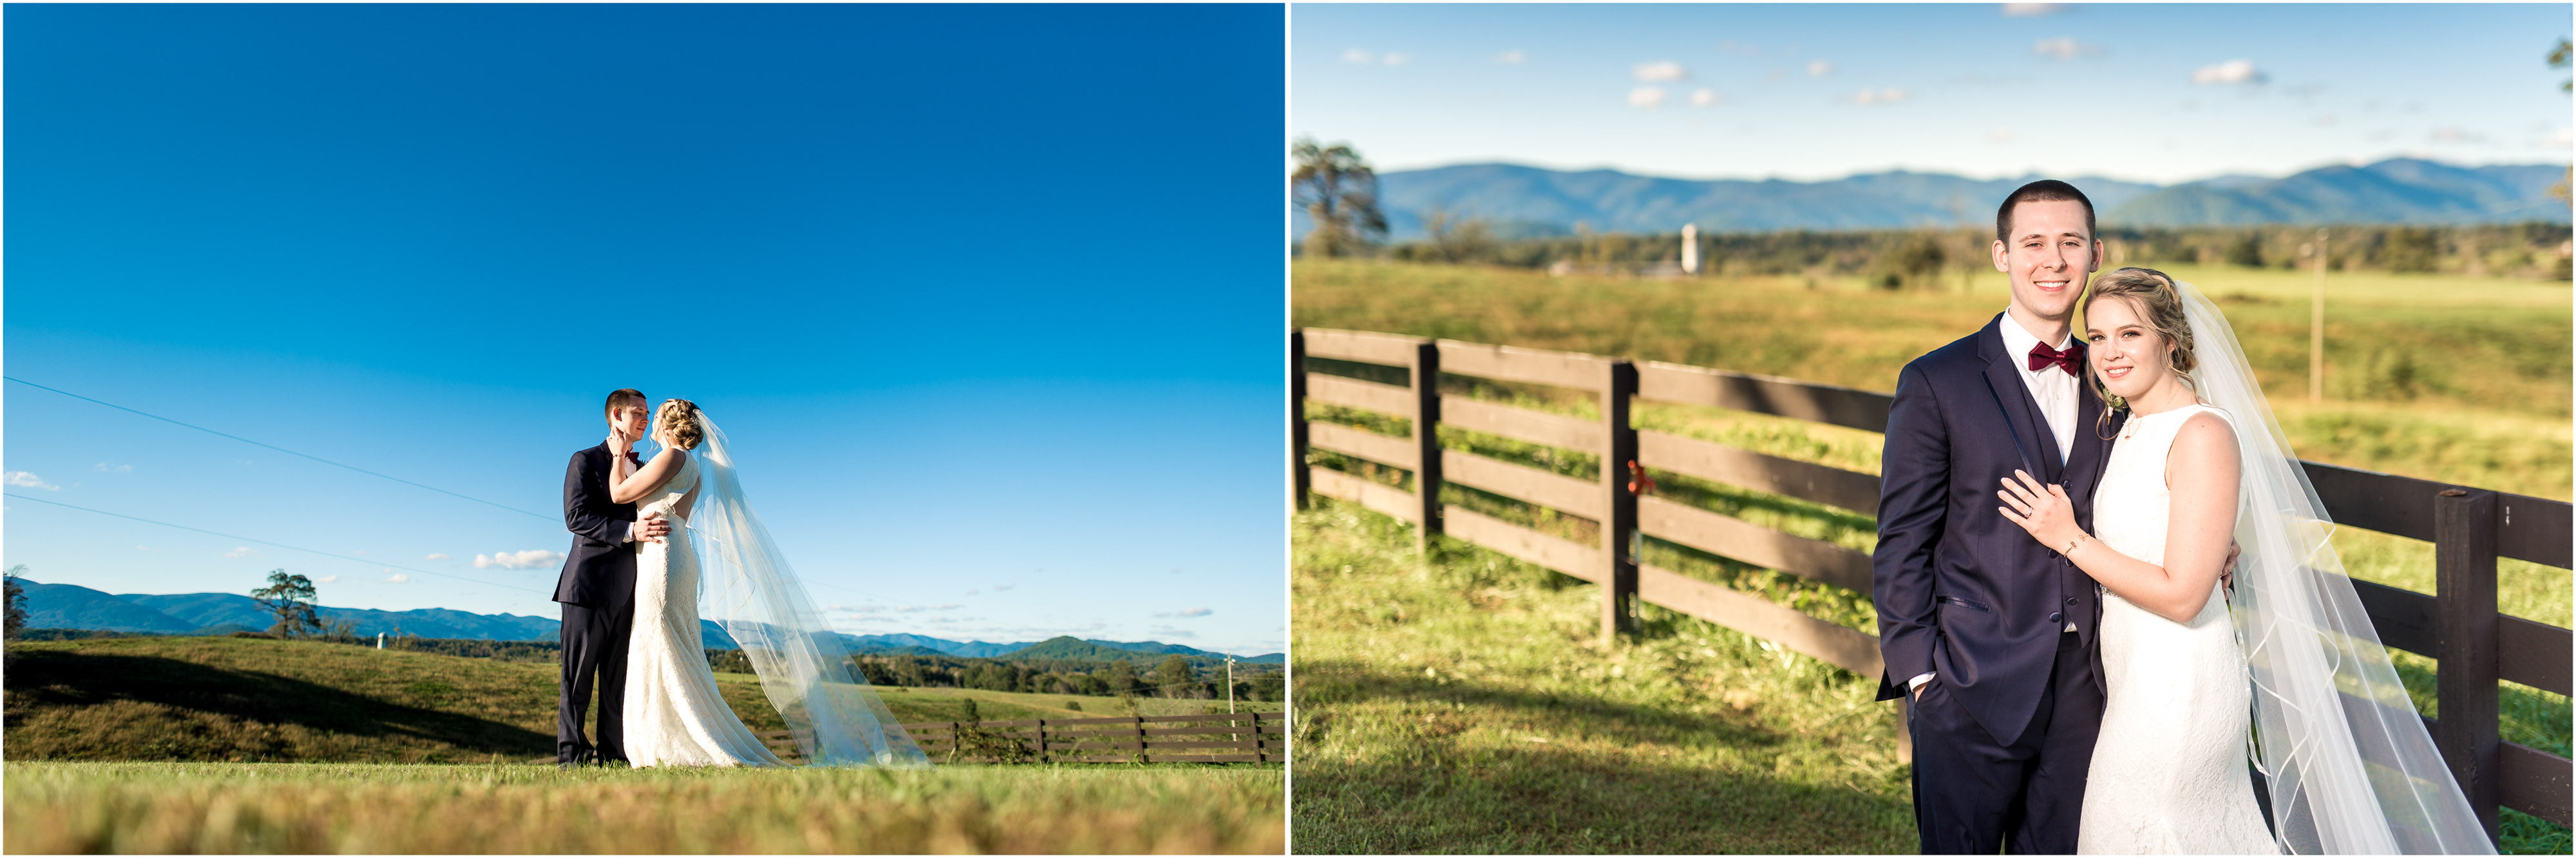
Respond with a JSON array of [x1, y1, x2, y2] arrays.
[[1225, 656, 1237, 714], [2311, 228, 2329, 402]]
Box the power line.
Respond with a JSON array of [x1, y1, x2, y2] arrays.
[[5, 376, 557, 522], [4, 493, 550, 596]]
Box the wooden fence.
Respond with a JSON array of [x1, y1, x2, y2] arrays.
[[1291, 326, 2572, 838], [752, 711, 1287, 765]]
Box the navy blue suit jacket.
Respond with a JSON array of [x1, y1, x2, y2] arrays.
[[1873, 313, 2124, 746], [554, 443, 638, 609]]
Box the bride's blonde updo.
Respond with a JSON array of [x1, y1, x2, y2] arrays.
[[656, 399, 705, 451], [2086, 267, 2200, 435]]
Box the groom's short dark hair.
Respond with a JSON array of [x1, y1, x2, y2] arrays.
[[1996, 180, 2096, 243], [604, 388, 647, 417]]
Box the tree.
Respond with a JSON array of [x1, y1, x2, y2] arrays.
[[1151, 655, 1195, 698], [250, 569, 323, 639], [1421, 208, 1497, 264], [4, 564, 28, 639], [1105, 658, 1140, 696], [1292, 138, 1388, 258]]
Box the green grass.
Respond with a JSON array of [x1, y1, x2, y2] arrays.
[[1294, 259, 2573, 499], [1291, 501, 1914, 853], [2, 761, 1284, 853], [1, 636, 1275, 763]]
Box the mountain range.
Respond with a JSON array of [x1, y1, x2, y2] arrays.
[[14, 579, 1283, 664], [1311, 158, 2569, 240]]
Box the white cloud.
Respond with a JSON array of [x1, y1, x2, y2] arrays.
[[2032, 37, 2100, 60], [2542, 128, 2574, 149], [1690, 88, 1719, 107], [1633, 61, 1686, 82], [1146, 626, 1201, 640], [473, 549, 564, 570], [225, 546, 260, 559], [1849, 88, 1911, 105], [95, 463, 133, 474], [386, 572, 410, 583], [1341, 48, 1374, 64], [966, 588, 981, 596], [1381, 52, 1410, 66], [993, 584, 1016, 592], [317, 575, 340, 584], [1806, 60, 1835, 77], [1153, 607, 1216, 619], [1988, 127, 2014, 144], [2430, 127, 2488, 144], [2002, 3, 2066, 15], [1495, 49, 1524, 64], [2313, 114, 2337, 127], [5, 471, 60, 491], [2191, 59, 2264, 86], [423, 553, 450, 561], [1628, 86, 1667, 109], [1716, 40, 1760, 57], [136, 545, 151, 552]]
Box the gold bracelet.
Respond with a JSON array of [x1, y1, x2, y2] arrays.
[[2063, 533, 2089, 556]]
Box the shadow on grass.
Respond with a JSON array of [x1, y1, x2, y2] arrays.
[[3, 649, 552, 759], [1292, 658, 1913, 854]]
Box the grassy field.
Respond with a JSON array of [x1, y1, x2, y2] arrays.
[[1294, 259, 2571, 499], [3, 761, 1284, 853], [1291, 259, 2571, 853], [1, 635, 1274, 763]]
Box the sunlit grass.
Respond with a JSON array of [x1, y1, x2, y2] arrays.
[[2, 761, 1283, 853]]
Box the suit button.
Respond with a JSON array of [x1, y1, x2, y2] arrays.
[[2049, 611, 2063, 624], [2067, 597, 2078, 606]]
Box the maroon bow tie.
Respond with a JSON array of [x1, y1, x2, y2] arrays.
[[623, 450, 643, 465], [2027, 341, 2084, 377]]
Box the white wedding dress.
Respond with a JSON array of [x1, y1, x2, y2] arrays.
[[624, 451, 790, 768], [2079, 403, 2275, 854]]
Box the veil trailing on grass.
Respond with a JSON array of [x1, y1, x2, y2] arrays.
[[687, 413, 930, 768], [2174, 278, 2493, 853]]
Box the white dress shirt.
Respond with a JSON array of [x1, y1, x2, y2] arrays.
[[1911, 311, 2084, 695]]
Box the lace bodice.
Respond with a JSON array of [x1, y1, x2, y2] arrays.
[[638, 453, 699, 523]]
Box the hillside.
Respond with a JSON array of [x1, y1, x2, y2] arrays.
[[0, 635, 1112, 763], [14, 581, 1282, 660], [1325, 158, 2570, 239]]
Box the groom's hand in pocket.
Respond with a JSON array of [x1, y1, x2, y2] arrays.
[[635, 510, 672, 543]]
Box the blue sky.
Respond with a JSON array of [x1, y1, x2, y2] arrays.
[[1293, 3, 2573, 183], [5, 5, 1289, 655]]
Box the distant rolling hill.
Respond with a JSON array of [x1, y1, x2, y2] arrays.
[[1310, 158, 2569, 240], [14, 579, 1284, 662]]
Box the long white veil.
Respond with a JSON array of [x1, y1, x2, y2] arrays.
[[2169, 277, 2492, 853], [686, 412, 930, 768]]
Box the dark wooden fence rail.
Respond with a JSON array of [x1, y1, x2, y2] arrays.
[[752, 711, 1287, 765], [1291, 326, 2572, 837]]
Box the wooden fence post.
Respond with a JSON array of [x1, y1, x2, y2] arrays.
[[1291, 330, 1310, 510], [2436, 487, 2501, 842], [1601, 359, 1639, 640], [1411, 340, 1444, 552]]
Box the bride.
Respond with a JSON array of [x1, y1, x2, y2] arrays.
[[1998, 268, 2492, 854], [609, 398, 929, 769]]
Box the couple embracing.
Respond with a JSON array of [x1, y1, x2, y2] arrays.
[[1876, 182, 2492, 854], [554, 389, 928, 769]]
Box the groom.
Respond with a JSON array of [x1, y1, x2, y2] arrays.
[[554, 387, 672, 767], [1873, 180, 2117, 853]]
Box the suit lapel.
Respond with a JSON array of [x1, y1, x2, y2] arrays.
[[1977, 318, 2063, 483], [2063, 380, 2118, 512]]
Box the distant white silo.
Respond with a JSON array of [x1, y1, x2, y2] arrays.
[[1681, 223, 1700, 275], [377, 631, 386, 649]]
